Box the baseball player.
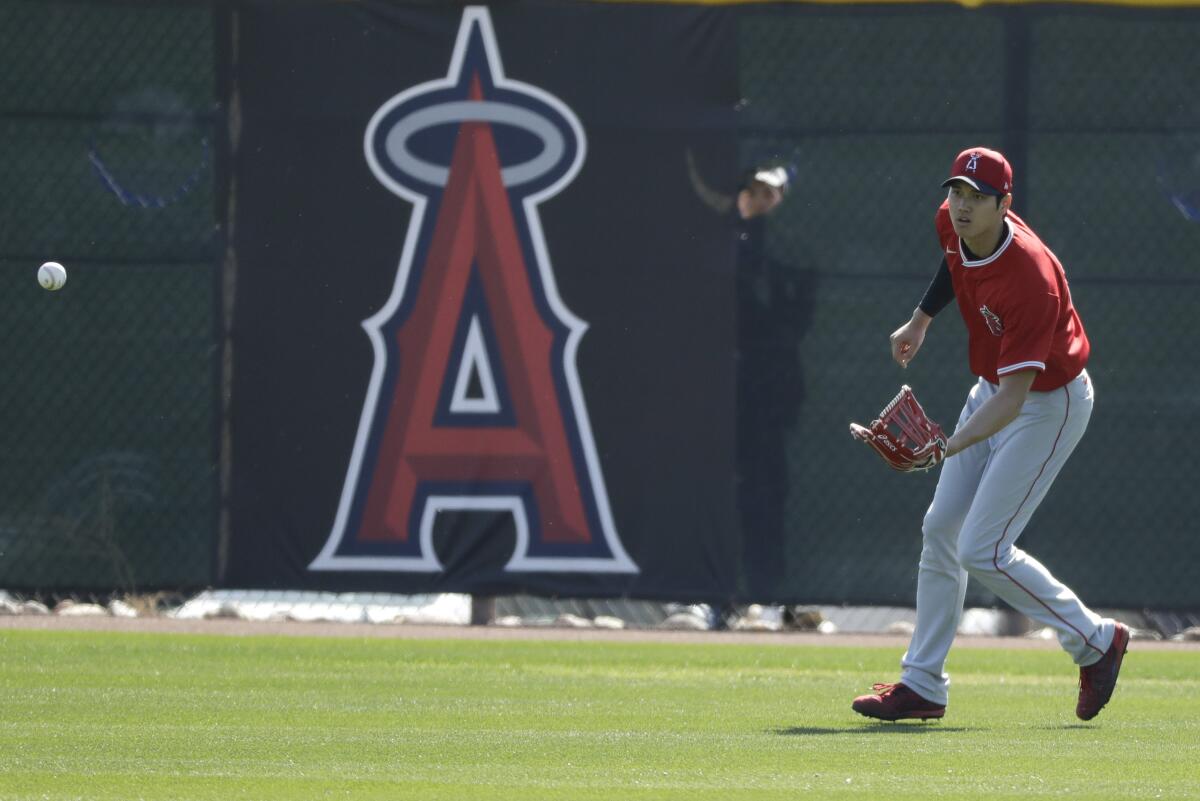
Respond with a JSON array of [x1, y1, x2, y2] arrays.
[[851, 147, 1129, 722]]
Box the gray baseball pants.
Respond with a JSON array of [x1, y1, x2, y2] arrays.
[[899, 369, 1116, 706]]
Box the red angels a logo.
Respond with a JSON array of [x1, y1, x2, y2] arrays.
[[980, 305, 1004, 336], [308, 6, 637, 576]]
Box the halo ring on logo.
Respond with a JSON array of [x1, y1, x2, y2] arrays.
[[383, 100, 565, 188]]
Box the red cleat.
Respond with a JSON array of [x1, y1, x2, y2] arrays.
[[852, 682, 945, 721], [1076, 622, 1130, 721]]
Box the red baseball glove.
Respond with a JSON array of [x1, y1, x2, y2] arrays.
[[849, 385, 947, 473]]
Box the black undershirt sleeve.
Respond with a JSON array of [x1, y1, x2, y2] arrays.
[[918, 258, 955, 317]]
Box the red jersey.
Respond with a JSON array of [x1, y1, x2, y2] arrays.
[[935, 202, 1089, 392]]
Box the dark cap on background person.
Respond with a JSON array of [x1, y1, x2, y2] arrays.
[[941, 147, 1012, 196]]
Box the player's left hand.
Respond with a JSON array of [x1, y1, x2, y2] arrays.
[[849, 385, 947, 473]]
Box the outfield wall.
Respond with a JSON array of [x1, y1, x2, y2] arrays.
[[0, 0, 1196, 609]]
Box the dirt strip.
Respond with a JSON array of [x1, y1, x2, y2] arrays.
[[1, 615, 1197, 651]]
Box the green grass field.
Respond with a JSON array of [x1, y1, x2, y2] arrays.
[[1, 629, 1197, 800]]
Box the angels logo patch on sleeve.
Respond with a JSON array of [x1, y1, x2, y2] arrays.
[[309, 7, 637, 575], [980, 305, 1005, 336]]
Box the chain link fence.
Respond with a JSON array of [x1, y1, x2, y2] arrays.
[[0, 1, 219, 593], [1, 1, 1197, 615], [738, 4, 1200, 609]]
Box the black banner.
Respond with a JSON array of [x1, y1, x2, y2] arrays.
[[226, 3, 743, 600]]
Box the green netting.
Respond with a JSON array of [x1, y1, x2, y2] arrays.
[[2, 0, 1197, 610], [0, 0, 217, 592], [740, 4, 1200, 608]]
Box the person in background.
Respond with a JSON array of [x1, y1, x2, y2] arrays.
[[663, 158, 820, 633], [729, 164, 819, 631]]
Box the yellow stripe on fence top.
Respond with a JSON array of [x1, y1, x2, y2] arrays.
[[596, 0, 1200, 7]]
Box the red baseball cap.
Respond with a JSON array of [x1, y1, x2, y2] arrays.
[[941, 147, 1012, 196]]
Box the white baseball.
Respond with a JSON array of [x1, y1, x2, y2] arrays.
[[38, 261, 67, 291]]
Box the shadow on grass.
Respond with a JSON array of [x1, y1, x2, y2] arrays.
[[773, 724, 969, 736]]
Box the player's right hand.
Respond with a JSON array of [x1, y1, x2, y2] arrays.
[[890, 319, 927, 368]]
